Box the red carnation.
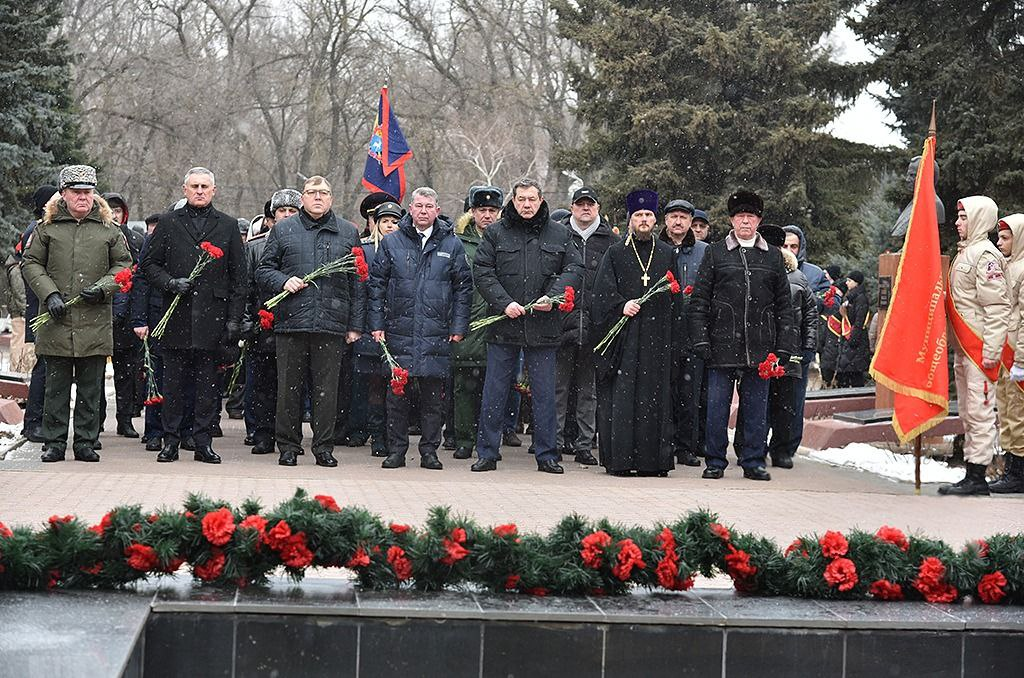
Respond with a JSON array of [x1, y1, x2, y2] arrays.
[[758, 353, 785, 379], [389, 523, 410, 534], [824, 557, 858, 592], [162, 556, 186, 573], [683, 285, 693, 295], [114, 267, 133, 293], [194, 549, 226, 581], [709, 522, 731, 542], [440, 537, 470, 566], [504, 574, 521, 591], [352, 247, 369, 282], [314, 494, 341, 513], [913, 557, 958, 603], [201, 507, 236, 546], [89, 512, 114, 537], [869, 579, 904, 601], [279, 533, 315, 568], [724, 544, 758, 587], [818, 531, 849, 559], [823, 286, 837, 308], [346, 546, 371, 569], [523, 587, 549, 597], [81, 562, 104, 576], [784, 539, 802, 557], [580, 530, 613, 569], [978, 571, 1007, 605], [387, 545, 412, 581], [493, 523, 518, 538], [973, 539, 989, 558], [611, 538, 646, 581], [48, 514, 74, 528], [656, 556, 680, 590], [200, 241, 224, 259], [258, 309, 274, 331], [558, 286, 575, 312], [264, 520, 292, 550], [875, 526, 909, 552], [0, 521, 13, 539], [665, 270, 681, 294], [124, 543, 159, 572], [390, 367, 409, 396], [239, 514, 268, 537]]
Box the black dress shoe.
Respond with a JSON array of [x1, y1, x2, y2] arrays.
[[370, 440, 388, 457], [116, 421, 140, 438], [180, 436, 196, 451], [313, 449, 338, 468], [145, 438, 163, 452], [453, 446, 472, 460], [194, 444, 222, 464], [702, 467, 724, 479], [73, 446, 100, 462], [420, 454, 443, 470], [502, 430, 522, 447], [40, 447, 65, 462], [243, 434, 255, 446], [279, 449, 297, 466], [251, 440, 274, 455], [382, 453, 406, 469], [345, 434, 369, 447], [157, 443, 179, 462], [92, 439, 102, 450], [471, 458, 497, 472], [442, 438, 457, 451], [25, 428, 46, 443], [676, 451, 702, 467], [210, 424, 224, 438], [771, 455, 794, 469], [574, 450, 599, 466], [537, 460, 564, 474], [743, 466, 772, 481]]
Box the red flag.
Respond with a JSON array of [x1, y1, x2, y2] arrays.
[[869, 130, 949, 443]]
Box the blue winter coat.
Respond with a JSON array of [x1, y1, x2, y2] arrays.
[[353, 238, 385, 374], [367, 215, 473, 378]]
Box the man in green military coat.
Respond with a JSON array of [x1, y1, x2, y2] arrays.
[[22, 165, 133, 462], [451, 186, 503, 460]]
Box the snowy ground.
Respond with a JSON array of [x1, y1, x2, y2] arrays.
[[805, 443, 964, 484]]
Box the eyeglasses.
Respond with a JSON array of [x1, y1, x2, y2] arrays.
[[304, 189, 331, 196]]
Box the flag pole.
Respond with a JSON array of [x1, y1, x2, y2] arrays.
[[914, 435, 922, 495]]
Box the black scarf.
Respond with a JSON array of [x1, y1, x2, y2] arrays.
[[185, 203, 214, 233], [502, 200, 550, 232]]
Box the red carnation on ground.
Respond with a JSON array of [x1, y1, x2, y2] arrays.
[[665, 270, 681, 294], [0, 521, 13, 538], [239, 514, 268, 537], [346, 546, 371, 569], [124, 543, 159, 572], [81, 562, 104, 576], [504, 574, 521, 591], [818, 531, 849, 559], [875, 526, 909, 552], [279, 533, 315, 569], [824, 557, 858, 591], [870, 579, 904, 601], [724, 544, 758, 589], [758, 353, 785, 379], [558, 286, 575, 312], [162, 556, 186, 573], [314, 494, 341, 513], [656, 557, 679, 589], [611, 538, 646, 581], [194, 549, 226, 581], [493, 523, 518, 538], [440, 537, 470, 566], [387, 545, 412, 581], [709, 523, 731, 543], [913, 557, 958, 603], [258, 309, 274, 331], [200, 241, 224, 259], [264, 520, 292, 550], [114, 267, 133, 293], [580, 530, 613, 569], [977, 571, 1007, 605], [389, 523, 410, 534], [683, 285, 693, 295], [48, 514, 74, 528], [201, 507, 236, 547]]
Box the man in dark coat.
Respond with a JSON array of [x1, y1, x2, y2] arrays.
[[22, 166, 133, 461], [103, 192, 146, 438], [469, 178, 583, 473], [592, 190, 677, 476], [256, 177, 364, 467], [660, 198, 708, 467], [836, 271, 871, 387], [369, 186, 472, 470], [141, 167, 247, 464], [688, 190, 795, 481]]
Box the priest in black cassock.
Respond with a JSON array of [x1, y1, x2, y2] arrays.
[[592, 189, 678, 477]]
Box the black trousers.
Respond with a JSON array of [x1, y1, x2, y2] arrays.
[[386, 375, 444, 459], [24, 355, 47, 433], [41, 355, 106, 451], [671, 354, 705, 457], [249, 349, 277, 447], [111, 320, 141, 421], [162, 348, 220, 447], [276, 332, 342, 455], [766, 376, 799, 461], [838, 371, 865, 387]]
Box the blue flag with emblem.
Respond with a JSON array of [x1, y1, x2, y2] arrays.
[[361, 86, 413, 203]]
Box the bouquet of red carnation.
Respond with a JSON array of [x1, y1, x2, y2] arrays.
[[142, 337, 163, 406], [683, 285, 693, 296], [470, 286, 575, 333], [593, 272, 680, 356], [822, 285, 838, 309], [115, 267, 134, 293], [152, 241, 224, 339], [258, 309, 274, 331], [378, 337, 409, 395], [264, 247, 368, 311], [30, 266, 135, 331], [758, 353, 786, 379]]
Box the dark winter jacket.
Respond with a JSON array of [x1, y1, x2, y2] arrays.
[[783, 225, 829, 302], [113, 223, 145, 322], [819, 283, 846, 381], [255, 209, 365, 337], [242, 230, 275, 352], [352, 238, 385, 374], [130, 236, 164, 332], [17, 222, 40, 342], [559, 215, 618, 347], [141, 203, 247, 350], [782, 249, 819, 378], [837, 284, 870, 373], [661, 227, 708, 354], [368, 214, 473, 378], [452, 216, 490, 367], [472, 201, 583, 347], [688, 231, 796, 368]]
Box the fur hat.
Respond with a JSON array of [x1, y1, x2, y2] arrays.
[[270, 189, 302, 212], [727, 189, 763, 217]]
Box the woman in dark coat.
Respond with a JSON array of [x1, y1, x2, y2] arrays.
[[837, 271, 871, 387]]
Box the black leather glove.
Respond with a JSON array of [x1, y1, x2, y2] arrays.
[[776, 351, 791, 365], [225, 320, 242, 344], [45, 292, 67, 319], [167, 278, 193, 295], [80, 285, 105, 304]]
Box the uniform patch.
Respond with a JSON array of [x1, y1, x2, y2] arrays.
[[986, 260, 1004, 281], [437, 251, 451, 258]]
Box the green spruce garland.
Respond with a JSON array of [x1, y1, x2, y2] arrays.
[[0, 489, 1020, 605]]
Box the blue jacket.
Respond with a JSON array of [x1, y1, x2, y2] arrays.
[[368, 215, 473, 378], [129, 236, 164, 331], [352, 238, 385, 374], [112, 224, 144, 322]]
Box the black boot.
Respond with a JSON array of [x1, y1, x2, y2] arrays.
[[453, 446, 472, 460], [180, 436, 196, 451], [251, 439, 274, 455], [116, 419, 140, 438], [40, 446, 66, 463], [157, 442, 179, 463], [193, 443, 222, 464], [989, 454, 1024, 494], [370, 438, 388, 457], [73, 444, 100, 462], [145, 437, 163, 452], [313, 449, 338, 468], [938, 462, 990, 496]]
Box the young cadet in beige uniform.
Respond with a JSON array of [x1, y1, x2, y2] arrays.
[[940, 196, 1011, 496], [990, 214, 1024, 493]]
